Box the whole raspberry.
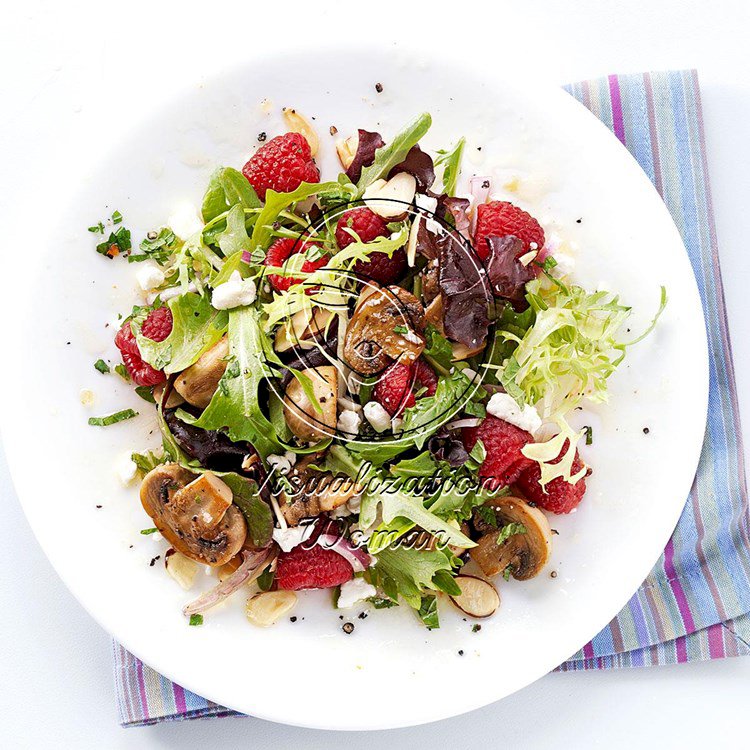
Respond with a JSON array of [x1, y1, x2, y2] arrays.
[[462, 416, 535, 490], [114, 307, 173, 387], [276, 544, 353, 591], [264, 237, 327, 293], [373, 359, 438, 417], [335, 207, 407, 284], [515, 441, 590, 514], [474, 201, 545, 260], [242, 132, 319, 201]]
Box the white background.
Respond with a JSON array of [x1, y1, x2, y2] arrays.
[[1, 0, 749, 747]]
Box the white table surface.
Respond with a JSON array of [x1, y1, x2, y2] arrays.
[[2, 1, 749, 747]]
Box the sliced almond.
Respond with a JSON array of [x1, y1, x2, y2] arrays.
[[282, 108, 319, 157], [336, 133, 358, 170], [246, 590, 297, 627], [275, 307, 334, 353], [362, 172, 417, 220], [164, 548, 200, 591], [449, 575, 500, 618], [406, 214, 421, 267]]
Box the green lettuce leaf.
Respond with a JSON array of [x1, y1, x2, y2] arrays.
[[221, 474, 273, 547], [201, 167, 260, 224], [435, 137, 465, 196], [135, 293, 228, 374]]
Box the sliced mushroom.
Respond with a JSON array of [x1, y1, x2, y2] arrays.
[[140, 464, 246, 566], [423, 296, 485, 360], [283, 365, 339, 441], [343, 285, 425, 375], [449, 575, 500, 618], [153, 382, 185, 409], [275, 307, 335, 354], [174, 337, 229, 408], [469, 496, 552, 579]]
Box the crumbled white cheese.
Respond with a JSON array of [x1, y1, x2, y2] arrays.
[[338, 396, 362, 413], [337, 577, 377, 609], [363, 401, 392, 432], [211, 271, 257, 310], [136, 262, 165, 292], [267, 452, 295, 475], [167, 201, 203, 239], [115, 454, 138, 487], [150, 282, 197, 304], [272, 525, 314, 553], [415, 193, 438, 214], [338, 408, 362, 435], [487, 392, 542, 435]]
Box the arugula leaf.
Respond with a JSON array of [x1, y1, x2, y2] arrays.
[[201, 167, 260, 224], [435, 137, 465, 196], [417, 595, 440, 629], [369, 545, 455, 609], [211, 249, 249, 288], [186, 307, 283, 458], [390, 451, 439, 478], [217, 203, 252, 258], [135, 293, 228, 374], [221, 474, 273, 547], [88, 408, 138, 426], [423, 324, 453, 374], [355, 113, 432, 195]]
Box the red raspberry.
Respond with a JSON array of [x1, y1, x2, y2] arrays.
[[114, 307, 173, 387], [275, 544, 353, 591], [264, 237, 327, 293], [515, 441, 590, 514], [241, 133, 319, 201], [335, 207, 407, 284], [462, 416, 535, 490], [373, 360, 437, 417], [474, 201, 545, 260]]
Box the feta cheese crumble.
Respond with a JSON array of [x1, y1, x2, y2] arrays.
[[167, 201, 203, 239], [337, 577, 377, 609], [211, 271, 257, 310], [486, 392, 542, 435], [136, 262, 165, 292], [363, 401, 392, 432], [272, 524, 315, 553], [337, 408, 362, 435], [115, 454, 139, 487], [266, 451, 296, 475]]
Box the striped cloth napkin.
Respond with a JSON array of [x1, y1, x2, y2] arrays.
[[114, 70, 750, 726]]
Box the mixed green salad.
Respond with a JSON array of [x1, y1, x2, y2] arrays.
[[89, 110, 664, 629]]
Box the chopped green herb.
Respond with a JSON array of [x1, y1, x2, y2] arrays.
[[476, 505, 497, 528], [497, 522, 527, 546], [140, 527, 158, 535], [134, 386, 156, 403], [584, 425, 593, 445], [87, 408, 138, 426], [96, 226, 131, 258], [503, 566, 513, 582], [129, 227, 177, 265], [189, 614, 204, 626], [88, 222, 105, 234], [257, 567, 275, 592], [94, 358, 110, 374], [539, 256, 558, 273], [111, 210, 123, 225], [114, 363, 131, 381], [393, 325, 409, 335], [368, 596, 399, 609]]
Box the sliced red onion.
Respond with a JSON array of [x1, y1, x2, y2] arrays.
[[182, 547, 275, 616], [315, 533, 372, 572], [241, 249, 252, 264], [445, 417, 482, 430], [469, 176, 492, 234]]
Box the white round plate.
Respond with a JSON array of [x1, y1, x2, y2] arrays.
[[0, 49, 708, 730]]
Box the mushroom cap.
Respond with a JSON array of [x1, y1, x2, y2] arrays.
[[469, 495, 552, 580], [343, 285, 426, 376], [174, 337, 229, 409], [140, 463, 247, 566]]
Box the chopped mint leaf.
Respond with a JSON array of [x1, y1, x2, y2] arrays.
[[134, 386, 156, 403], [140, 527, 158, 535], [111, 210, 123, 225], [96, 226, 131, 258], [131, 450, 165, 474], [503, 566, 513, 582], [129, 227, 177, 265], [417, 595, 440, 629], [114, 363, 131, 382], [189, 614, 204, 626], [368, 596, 399, 609], [476, 505, 497, 528], [393, 325, 409, 335], [257, 567, 274, 592], [497, 522, 527, 546], [584, 425, 593, 445], [88, 408, 138, 426], [94, 358, 110, 374], [88, 222, 105, 234]]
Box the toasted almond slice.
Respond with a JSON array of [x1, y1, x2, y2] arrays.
[[406, 214, 421, 267], [246, 590, 297, 627], [449, 575, 500, 618], [282, 108, 319, 156], [362, 173, 417, 220], [164, 549, 200, 590], [336, 133, 358, 170]]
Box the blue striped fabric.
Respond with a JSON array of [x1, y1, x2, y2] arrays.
[[114, 70, 750, 726]]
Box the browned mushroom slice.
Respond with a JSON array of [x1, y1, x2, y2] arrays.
[[174, 337, 229, 408], [283, 365, 339, 442], [274, 307, 335, 354], [140, 464, 247, 566], [469, 495, 552, 579], [343, 285, 426, 375]]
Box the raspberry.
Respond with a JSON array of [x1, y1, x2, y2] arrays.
[[275, 543, 353, 591], [373, 360, 437, 417], [114, 307, 173, 387], [264, 237, 327, 293], [515, 441, 590, 514], [474, 201, 545, 260], [241, 132, 319, 201], [462, 416, 534, 490], [335, 207, 407, 284]]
